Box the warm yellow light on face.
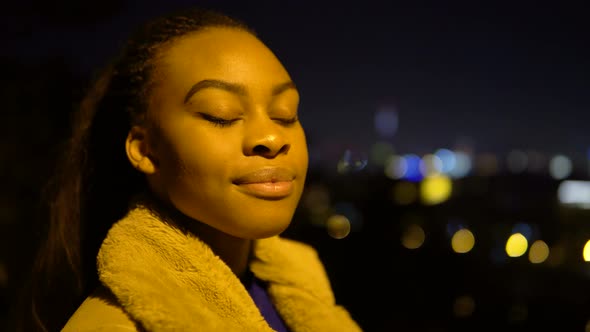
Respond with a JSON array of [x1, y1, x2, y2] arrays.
[[401, 224, 425, 249], [145, 28, 308, 240], [583, 240, 590, 261], [451, 229, 475, 253], [506, 233, 528, 257], [420, 174, 452, 205], [528, 240, 550, 263]]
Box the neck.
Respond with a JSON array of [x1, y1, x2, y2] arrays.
[[138, 192, 253, 278], [186, 220, 253, 278]]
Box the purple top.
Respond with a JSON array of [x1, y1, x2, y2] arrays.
[[245, 274, 290, 332]]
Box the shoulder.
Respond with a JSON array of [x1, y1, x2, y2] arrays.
[[62, 285, 141, 332]]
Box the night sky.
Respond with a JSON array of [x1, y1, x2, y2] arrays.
[[4, 0, 590, 163]]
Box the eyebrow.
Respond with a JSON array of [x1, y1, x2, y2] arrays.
[[183, 79, 297, 104]]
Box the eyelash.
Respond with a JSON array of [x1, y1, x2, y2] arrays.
[[200, 113, 298, 128], [275, 116, 299, 125], [201, 114, 236, 128]]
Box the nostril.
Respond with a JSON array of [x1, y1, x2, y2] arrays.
[[279, 144, 290, 154], [253, 145, 271, 155], [251, 143, 290, 157]]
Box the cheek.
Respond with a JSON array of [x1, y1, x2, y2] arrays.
[[162, 137, 229, 181], [154, 116, 225, 173], [294, 130, 309, 168]]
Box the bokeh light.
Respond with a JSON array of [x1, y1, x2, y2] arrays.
[[325, 214, 351, 239], [434, 148, 456, 174], [337, 149, 368, 174], [528, 240, 550, 264], [401, 154, 423, 182], [549, 154, 573, 180], [448, 151, 472, 178], [506, 233, 528, 257], [451, 228, 475, 254], [384, 154, 407, 180], [401, 224, 425, 249], [557, 180, 590, 208], [419, 154, 443, 177], [583, 240, 590, 262], [420, 174, 452, 205]]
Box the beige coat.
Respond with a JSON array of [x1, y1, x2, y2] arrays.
[[62, 204, 362, 331]]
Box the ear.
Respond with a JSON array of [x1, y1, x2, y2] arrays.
[[126, 125, 157, 175]]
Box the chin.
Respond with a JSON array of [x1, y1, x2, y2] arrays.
[[233, 217, 292, 240]]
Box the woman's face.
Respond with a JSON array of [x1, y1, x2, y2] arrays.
[[144, 27, 308, 239]]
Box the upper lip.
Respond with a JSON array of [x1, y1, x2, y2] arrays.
[[233, 167, 295, 184]]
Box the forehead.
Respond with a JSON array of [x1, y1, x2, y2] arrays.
[[155, 27, 291, 87]]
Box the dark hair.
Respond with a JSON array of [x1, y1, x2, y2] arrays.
[[19, 7, 254, 332]]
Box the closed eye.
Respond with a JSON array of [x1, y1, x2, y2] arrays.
[[199, 113, 238, 128], [274, 116, 299, 126]]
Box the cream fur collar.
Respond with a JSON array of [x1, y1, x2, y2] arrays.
[[97, 203, 362, 331]]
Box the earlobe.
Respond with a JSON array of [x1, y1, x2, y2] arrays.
[[126, 126, 157, 175]]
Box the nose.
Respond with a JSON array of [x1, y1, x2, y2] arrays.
[[243, 117, 290, 158]]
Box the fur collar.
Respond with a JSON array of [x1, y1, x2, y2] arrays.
[[97, 202, 362, 331]]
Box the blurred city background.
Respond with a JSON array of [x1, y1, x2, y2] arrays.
[[1, 1, 589, 331]]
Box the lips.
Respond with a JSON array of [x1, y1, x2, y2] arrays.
[[233, 167, 295, 184], [233, 167, 295, 199]]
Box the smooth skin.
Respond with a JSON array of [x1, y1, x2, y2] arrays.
[[126, 27, 308, 277]]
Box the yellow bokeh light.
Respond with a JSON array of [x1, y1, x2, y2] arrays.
[[401, 224, 425, 249], [506, 233, 528, 257], [528, 240, 550, 264], [392, 181, 418, 205], [325, 214, 351, 239], [420, 174, 452, 205], [451, 229, 475, 253], [583, 240, 590, 262]]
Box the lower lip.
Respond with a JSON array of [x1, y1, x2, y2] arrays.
[[236, 181, 294, 199]]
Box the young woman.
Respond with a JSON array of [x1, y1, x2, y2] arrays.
[[22, 6, 362, 332]]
